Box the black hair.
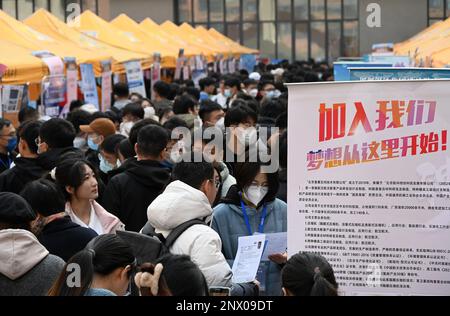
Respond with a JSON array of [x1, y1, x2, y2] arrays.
[[224, 105, 257, 127], [39, 118, 76, 149], [113, 82, 130, 98], [168, 83, 180, 100], [224, 77, 241, 90], [185, 87, 200, 102], [69, 100, 84, 112], [55, 159, 98, 201], [282, 252, 338, 296], [172, 158, 214, 190], [157, 107, 174, 120], [258, 80, 275, 91], [155, 254, 209, 296], [234, 161, 279, 204], [130, 92, 143, 100], [173, 95, 197, 115], [122, 102, 145, 120], [129, 118, 161, 147], [17, 120, 43, 154], [0, 118, 11, 130], [260, 100, 287, 120], [198, 100, 223, 122], [48, 234, 135, 296], [137, 125, 169, 158], [199, 77, 216, 91], [162, 116, 189, 132], [20, 179, 66, 217], [18, 106, 39, 124], [100, 134, 126, 155], [118, 139, 135, 160], [66, 110, 92, 134], [153, 81, 171, 99], [103, 110, 120, 124], [243, 78, 257, 87]]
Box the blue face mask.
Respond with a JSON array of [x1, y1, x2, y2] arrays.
[[87, 137, 99, 151], [99, 155, 115, 173], [7, 137, 17, 153]]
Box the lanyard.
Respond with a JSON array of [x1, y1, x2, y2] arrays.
[[239, 193, 267, 236], [0, 155, 11, 170]]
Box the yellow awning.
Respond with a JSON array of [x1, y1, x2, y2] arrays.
[[68, 10, 152, 70], [178, 23, 227, 57], [0, 9, 114, 76], [0, 39, 48, 84], [139, 18, 203, 57], [110, 14, 177, 68], [160, 21, 217, 61], [24, 9, 149, 74]]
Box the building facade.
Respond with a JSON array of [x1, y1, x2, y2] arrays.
[[2, 0, 448, 62]]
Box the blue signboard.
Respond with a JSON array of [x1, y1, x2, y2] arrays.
[[363, 55, 412, 67], [334, 62, 392, 81], [348, 67, 450, 81]]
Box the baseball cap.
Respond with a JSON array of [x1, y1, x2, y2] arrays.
[[80, 118, 116, 137]]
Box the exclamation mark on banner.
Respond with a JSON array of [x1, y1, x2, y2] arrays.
[[442, 130, 447, 151]]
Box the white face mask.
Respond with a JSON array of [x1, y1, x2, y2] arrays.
[[215, 117, 225, 130], [237, 127, 258, 146], [144, 107, 155, 119], [120, 121, 134, 137], [73, 136, 87, 149], [224, 89, 232, 98], [244, 185, 269, 206], [248, 89, 258, 98]]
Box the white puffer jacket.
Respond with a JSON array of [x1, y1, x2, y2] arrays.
[[147, 180, 232, 287]]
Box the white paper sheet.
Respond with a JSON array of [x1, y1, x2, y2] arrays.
[[261, 232, 287, 261], [231, 234, 266, 284]]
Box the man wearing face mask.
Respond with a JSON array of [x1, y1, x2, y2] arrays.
[[0, 118, 17, 174], [198, 100, 225, 130], [223, 77, 242, 109], [0, 121, 47, 194], [212, 161, 287, 296], [223, 105, 258, 176], [80, 118, 117, 172], [243, 79, 259, 99], [259, 81, 281, 102], [199, 77, 216, 102], [120, 102, 144, 137]]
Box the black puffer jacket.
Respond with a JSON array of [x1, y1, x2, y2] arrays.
[[0, 157, 48, 194], [102, 159, 171, 232]]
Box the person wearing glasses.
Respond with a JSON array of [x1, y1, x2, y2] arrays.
[[0, 118, 17, 174], [212, 161, 287, 296]]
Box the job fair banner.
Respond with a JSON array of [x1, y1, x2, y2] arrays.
[[101, 60, 112, 112], [287, 80, 450, 296], [80, 63, 99, 109], [349, 68, 450, 81], [125, 60, 147, 98]]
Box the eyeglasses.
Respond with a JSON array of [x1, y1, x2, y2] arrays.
[[211, 178, 221, 189]]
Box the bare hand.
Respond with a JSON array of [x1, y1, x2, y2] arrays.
[[268, 252, 288, 265]]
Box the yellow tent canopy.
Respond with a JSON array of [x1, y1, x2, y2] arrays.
[[69, 10, 152, 70], [395, 20, 446, 56], [178, 23, 229, 57], [139, 18, 203, 57], [0, 39, 48, 84], [0, 10, 114, 76], [207, 27, 258, 55], [110, 14, 176, 68], [24, 9, 149, 74], [160, 21, 217, 61]]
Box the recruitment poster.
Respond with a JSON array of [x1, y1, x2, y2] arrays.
[[125, 60, 147, 98], [287, 80, 450, 296], [61, 57, 78, 118], [101, 60, 112, 112], [80, 63, 99, 108]]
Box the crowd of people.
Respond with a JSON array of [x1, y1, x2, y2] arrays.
[[0, 59, 339, 296]]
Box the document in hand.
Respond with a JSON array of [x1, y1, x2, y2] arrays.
[[231, 234, 266, 283]]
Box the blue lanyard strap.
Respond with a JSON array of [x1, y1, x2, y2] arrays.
[[0, 155, 11, 169], [239, 192, 267, 236]]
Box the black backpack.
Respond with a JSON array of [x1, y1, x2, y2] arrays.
[[117, 219, 207, 265]]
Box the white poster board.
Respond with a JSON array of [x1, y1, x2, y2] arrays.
[[125, 60, 147, 98], [287, 80, 450, 296]]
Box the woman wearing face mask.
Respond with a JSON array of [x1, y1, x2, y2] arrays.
[[48, 234, 136, 296], [212, 161, 287, 296], [55, 158, 125, 235], [98, 134, 126, 184]]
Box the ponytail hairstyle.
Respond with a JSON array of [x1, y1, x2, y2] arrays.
[[48, 234, 136, 296], [135, 255, 209, 296], [281, 252, 338, 296]]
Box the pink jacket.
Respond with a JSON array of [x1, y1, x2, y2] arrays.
[[65, 200, 125, 234]]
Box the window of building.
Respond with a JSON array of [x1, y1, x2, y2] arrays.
[[428, 0, 450, 24], [178, 0, 359, 62], [34, 0, 49, 10], [17, 0, 33, 20]]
